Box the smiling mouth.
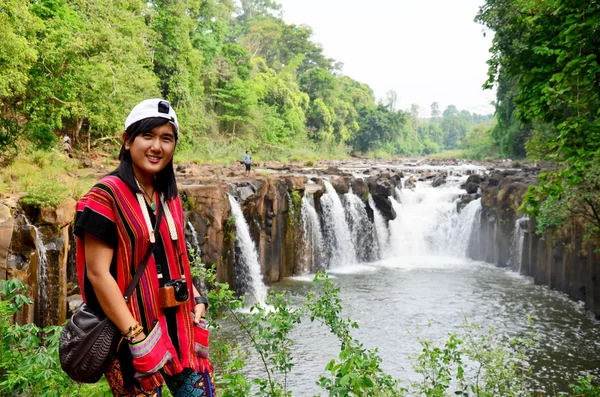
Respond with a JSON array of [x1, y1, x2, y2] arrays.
[[147, 155, 162, 162]]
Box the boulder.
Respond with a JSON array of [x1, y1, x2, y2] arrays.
[[331, 176, 350, 194], [431, 175, 447, 188], [463, 182, 479, 194], [404, 177, 417, 190], [457, 195, 475, 213], [350, 179, 369, 200], [39, 198, 77, 226]]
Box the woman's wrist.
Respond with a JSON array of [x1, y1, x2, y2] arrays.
[[194, 295, 208, 308], [128, 332, 147, 344], [122, 322, 144, 343]]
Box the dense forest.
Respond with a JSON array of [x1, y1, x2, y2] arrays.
[[477, 0, 600, 237], [1, 0, 495, 161]]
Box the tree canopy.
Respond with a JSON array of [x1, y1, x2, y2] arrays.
[[0, 0, 492, 158]]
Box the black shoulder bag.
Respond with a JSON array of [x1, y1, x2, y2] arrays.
[[59, 203, 163, 383]]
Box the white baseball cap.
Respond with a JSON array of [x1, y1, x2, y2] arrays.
[[124, 98, 179, 133]]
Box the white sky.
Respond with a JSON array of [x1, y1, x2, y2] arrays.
[[276, 0, 496, 117]]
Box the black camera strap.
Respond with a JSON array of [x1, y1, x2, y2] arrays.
[[123, 201, 164, 304]]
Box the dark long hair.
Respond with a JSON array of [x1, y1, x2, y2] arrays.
[[111, 118, 178, 200]]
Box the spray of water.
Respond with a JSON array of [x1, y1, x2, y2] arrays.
[[387, 178, 481, 258], [297, 192, 324, 273], [227, 195, 268, 305], [344, 190, 378, 262], [187, 221, 202, 256], [508, 216, 529, 273], [369, 194, 389, 257], [320, 181, 357, 268]]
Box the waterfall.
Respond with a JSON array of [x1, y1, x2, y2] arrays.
[[227, 195, 268, 305], [297, 192, 324, 273], [394, 187, 402, 202], [369, 194, 389, 257], [508, 216, 529, 273], [320, 181, 357, 268], [446, 199, 482, 256], [22, 215, 49, 324], [344, 190, 378, 262], [186, 221, 202, 257], [387, 179, 481, 258]]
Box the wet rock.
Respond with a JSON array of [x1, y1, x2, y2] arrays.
[[350, 179, 369, 200], [457, 195, 475, 213], [331, 176, 350, 194], [463, 182, 479, 194], [404, 177, 417, 190], [431, 175, 447, 188]]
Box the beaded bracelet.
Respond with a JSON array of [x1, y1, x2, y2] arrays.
[[122, 323, 140, 336], [122, 323, 143, 342], [124, 326, 144, 343]]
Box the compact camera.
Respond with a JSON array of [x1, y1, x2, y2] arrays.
[[158, 279, 189, 308]]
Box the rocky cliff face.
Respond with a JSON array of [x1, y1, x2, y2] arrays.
[[471, 169, 600, 317], [5, 161, 600, 326], [2, 167, 402, 326]]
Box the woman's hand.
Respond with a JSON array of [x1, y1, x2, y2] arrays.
[[193, 301, 206, 324]]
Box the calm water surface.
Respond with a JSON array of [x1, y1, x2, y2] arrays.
[[216, 256, 600, 395]]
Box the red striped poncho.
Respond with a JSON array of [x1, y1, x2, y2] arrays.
[[75, 175, 212, 389]]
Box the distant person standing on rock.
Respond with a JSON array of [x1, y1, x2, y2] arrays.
[[244, 150, 252, 176], [63, 135, 72, 158]]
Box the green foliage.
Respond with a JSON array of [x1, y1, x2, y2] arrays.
[[525, 158, 600, 237], [0, 279, 103, 396], [3, 271, 600, 396], [477, 0, 600, 240], [21, 178, 69, 208], [0, 149, 93, 207], [289, 190, 302, 215], [461, 123, 499, 160], [0, 0, 495, 161]]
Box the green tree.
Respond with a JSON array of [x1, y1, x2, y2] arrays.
[[477, 0, 600, 224], [430, 102, 441, 120]]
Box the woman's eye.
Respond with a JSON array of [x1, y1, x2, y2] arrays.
[[142, 133, 153, 138]]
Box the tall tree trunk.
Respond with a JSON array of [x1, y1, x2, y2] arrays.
[[87, 124, 91, 153], [73, 118, 83, 143]]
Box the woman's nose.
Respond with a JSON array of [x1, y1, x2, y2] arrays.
[[150, 137, 161, 151]]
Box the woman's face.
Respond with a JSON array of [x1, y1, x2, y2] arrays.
[[125, 123, 176, 180]]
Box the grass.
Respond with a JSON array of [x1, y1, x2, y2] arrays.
[[174, 134, 349, 165], [0, 148, 96, 207], [426, 149, 470, 159]]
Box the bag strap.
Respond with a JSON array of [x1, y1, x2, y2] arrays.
[[123, 201, 164, 304]]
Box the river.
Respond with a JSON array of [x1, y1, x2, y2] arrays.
[[217, 168, 600, 395]]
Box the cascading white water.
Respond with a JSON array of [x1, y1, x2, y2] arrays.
[[369, 194, 389, 257], [22, 215, 49, 322], [344, 190, 378, 262], [387, 178, 481, 258], [227, 195, 268, 305], [187, 221, 202, 256], [320, 181, 357, 268], [394, 187, 402, 202], [508, 216, 529, 273], [297, 192, 324, 273]]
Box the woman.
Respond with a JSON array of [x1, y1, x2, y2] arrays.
[[74, 98, 216, 396]]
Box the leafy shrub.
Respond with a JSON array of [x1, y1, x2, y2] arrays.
[[21, 178, 69, 208]]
